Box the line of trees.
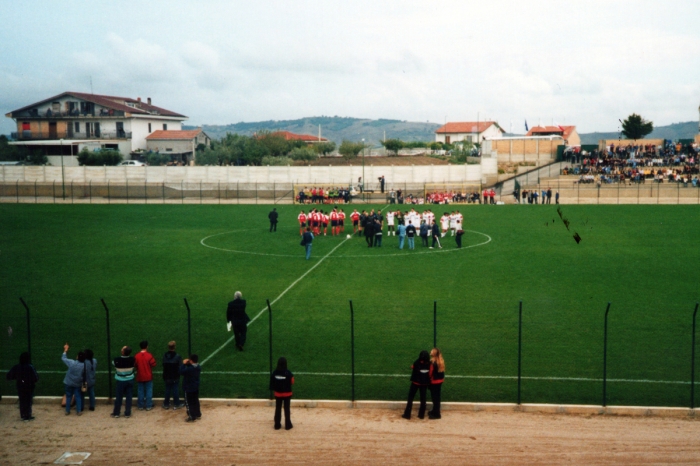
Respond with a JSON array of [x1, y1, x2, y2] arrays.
[[195, 130, 336, 166]]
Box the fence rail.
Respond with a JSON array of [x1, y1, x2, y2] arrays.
[[2, 298, 698, 407]]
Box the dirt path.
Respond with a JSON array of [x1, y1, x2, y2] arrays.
[[1, 401, 699, 465]]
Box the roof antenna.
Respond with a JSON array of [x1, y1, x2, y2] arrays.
[[90, 76, 93, 94]]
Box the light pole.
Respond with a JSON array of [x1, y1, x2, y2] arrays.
[[361, 138, 365, 202], [60, 138, 65, 200]]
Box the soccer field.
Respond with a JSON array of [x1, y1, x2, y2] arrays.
[[1, 203, 699, 407]]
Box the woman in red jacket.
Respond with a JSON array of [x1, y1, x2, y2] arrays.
[[402, 350, 431, 420], [428, 347, 445, 419]]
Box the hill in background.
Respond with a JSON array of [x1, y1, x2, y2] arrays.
[[186, 117, 698, 146]]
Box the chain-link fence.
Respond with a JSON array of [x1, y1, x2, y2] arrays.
[[2, 298, 699, 407]]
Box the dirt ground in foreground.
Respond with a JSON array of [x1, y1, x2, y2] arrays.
[[1, 401, 699, 465]]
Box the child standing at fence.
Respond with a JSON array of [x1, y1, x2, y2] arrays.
[[402, 350, 430, 420], [428, 348, 445, 419], [270, 357, 294, 430]]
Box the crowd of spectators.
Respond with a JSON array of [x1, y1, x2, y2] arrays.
[[297, 186, 352, 204], [562, 141, 700, 186]]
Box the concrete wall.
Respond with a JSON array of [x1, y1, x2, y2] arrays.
[[1, 162, 494, 185], [484, 137, 563, 163]]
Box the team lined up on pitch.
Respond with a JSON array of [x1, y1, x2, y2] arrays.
[[297, 207, 467, 251]]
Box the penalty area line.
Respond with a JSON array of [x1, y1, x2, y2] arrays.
[[200, 236, 351, 366]]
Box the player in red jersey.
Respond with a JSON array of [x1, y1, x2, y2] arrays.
[[350, 209, 360, 234], [330, 209, 339, 236], [322, 210, 329, 235], [338, 210, 346, 233], [298, 211, 307, 236]]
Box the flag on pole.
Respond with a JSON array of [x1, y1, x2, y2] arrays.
[[524, 120, 529, 132]]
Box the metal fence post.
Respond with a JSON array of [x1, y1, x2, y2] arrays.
[[100, 298, 113, 401], [162, 182, 165, 204], [517, 300, 522, 405], [218, 181, 221, 205], [199, 181, 202, 204], [16, 180, 19, 203], [433, 301, 437, 348], [256, 182, 258, 205], [603, 302, 611, 407], [144, 180, 148, 204], [126, 179, 129, 204], [89, 180, 92, 204], [19, 298, 31, 355], [181, 180, 184, 204], [350, 300, 355, 403], [53, 180, 56, 204], [267, 299, 273, 400], [692, 303, 698, 409], [34, 180, 37, 203], [184, 298, 192, 356], [71, 181, 74, 204]]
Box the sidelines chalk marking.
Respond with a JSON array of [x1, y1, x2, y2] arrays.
[[200, 236, 351, 365], [29, 370, 693, 385]]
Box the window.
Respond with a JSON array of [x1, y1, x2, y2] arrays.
[[163, 124, 167, 130], [86, 122, 92, 137], [74, 122, 80, 133], [22, 122, 30, 131], [166, 148, 172, 152], [52, 102, 60, 112], [94, 122, 101, 138], [148, 123, 152, 133]]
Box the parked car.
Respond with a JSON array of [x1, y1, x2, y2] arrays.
[[119, 160, 146, 166]]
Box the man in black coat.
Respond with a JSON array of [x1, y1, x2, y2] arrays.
[[227, 291, 251, 351], [268, 208, 279, 232]]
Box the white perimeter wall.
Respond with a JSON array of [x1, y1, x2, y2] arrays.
[[1, 163, 493, 184]]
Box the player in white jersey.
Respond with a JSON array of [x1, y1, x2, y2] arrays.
[[426, 210, 435, 227], [455, 211, 463, 231], [386, 210, 396, 236], [449, 211, 458, 236], [440, 213, 450, 237]]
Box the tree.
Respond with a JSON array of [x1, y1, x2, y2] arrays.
[[77, 148, 122, 166], [289, 147, 317, 161], [338, 140, 365, 161], [381, 138, 403, 157], [313, 141, 336, 156], [621, 113, 653, 140]]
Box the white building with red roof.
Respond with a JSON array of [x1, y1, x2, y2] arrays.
[[146, 129, 211, 163], [525, 125, 580, 146], [435, 121, 504, 145], [5, 92, 187, 165]]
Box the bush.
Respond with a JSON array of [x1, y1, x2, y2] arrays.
[[313, 141, 336, 155], [146, 152, 172, 166], [261, 155, 293, 166], [289, 147, 317, 161], [77, 148, 123, 166]]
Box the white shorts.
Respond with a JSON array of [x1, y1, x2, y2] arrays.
[[441, 222, 449, 230]]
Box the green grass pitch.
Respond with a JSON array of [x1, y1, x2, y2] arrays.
[[1, 203, 699, 407]]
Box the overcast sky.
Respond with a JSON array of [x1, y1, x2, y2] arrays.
[[1, 0, 699, 136]]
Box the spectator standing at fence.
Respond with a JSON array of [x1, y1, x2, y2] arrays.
[[6, 352, 38, 421], [301, 227, 314, 260], [268, 208, 278, 232], [402, 350, 431, 420], [62, 344, 85, 416], [227, 291, 250, 351], [180, 354, 202, 422], [555, 191, 560, 204], [135, 341, 156, 411], [81, 349, 97, 412], [162, 341, 185, 410], [112, 346, 135, 418], [270, 356, 294, 430], [379, 175, 386, 193], [428, 348, 445, 419], [546, 187, 552, 204]]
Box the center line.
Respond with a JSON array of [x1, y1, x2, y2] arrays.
[[200, 236, 351, 365]]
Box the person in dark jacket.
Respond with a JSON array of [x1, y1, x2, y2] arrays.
[[180, 354, 201, 422], [162, 341, 184, 410], [268, 208, 279, 232], [364, 217, 375, 247], [227, 291, 251, 351], [419, 221, 430, 247], [430, 221, 442, 249], [270, 357, 294, 430], [402, 350, 431, 420], [6, 352, 38, 421], [301, 227, 314, 260], [428, 347, 445, 419], [80, 349, 97, 412]]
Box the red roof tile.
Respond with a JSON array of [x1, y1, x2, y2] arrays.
[[434, 122, 503, 134], [146, 130, 203, 140], [272, 130, 328, 142], [7, 92, 187, 118]]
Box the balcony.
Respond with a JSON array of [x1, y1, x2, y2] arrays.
[[13, 130, 132, 141], [14, 109, 126, 119]]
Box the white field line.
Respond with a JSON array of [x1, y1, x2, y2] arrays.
[[199, 236, 351, 365], [30, 370, 692, 385]]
